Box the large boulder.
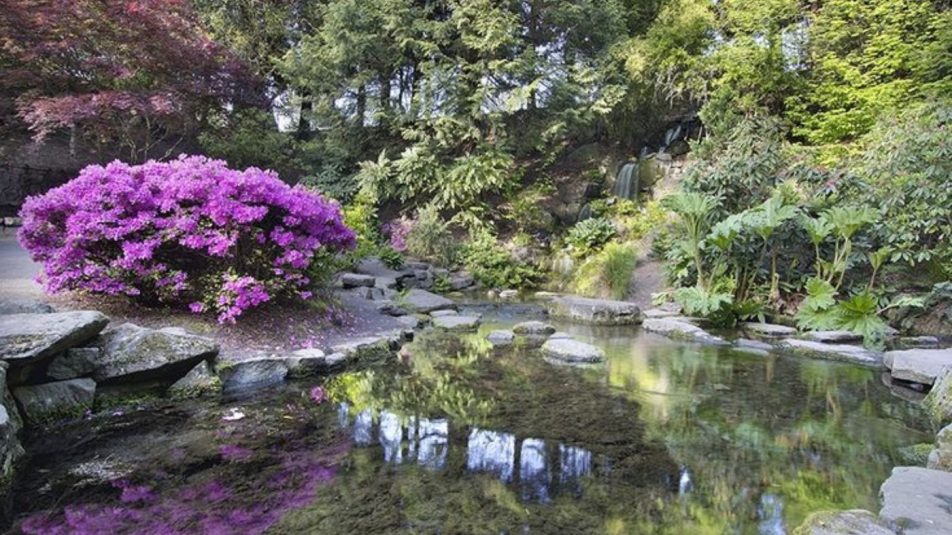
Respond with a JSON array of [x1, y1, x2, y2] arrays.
[[0, 363, 24, 489], [777, 339, 882, 368], [884, 348, 952, 386], [923, 367, 952, 427], [879, 466, 952, 534], [432, 315, 481, 332], [642, 318, 727, 345], [793, 510, 893, 535], [541, 338, 604, 363], [94, 323, 219, 385], [547, 296, 642, 325], [402, 289, 457, 314], [12, 378, 95, 423], [0, 311, 108, 364]]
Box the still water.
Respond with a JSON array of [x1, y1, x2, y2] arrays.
[[7, 308, 931, 534]]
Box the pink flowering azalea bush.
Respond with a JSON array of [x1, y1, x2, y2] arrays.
[[18, 155, 355, 322]]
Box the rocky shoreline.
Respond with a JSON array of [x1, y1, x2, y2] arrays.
[[2, 264, 952, 532]]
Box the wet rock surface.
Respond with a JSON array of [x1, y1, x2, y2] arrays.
[[547, 296, 642, 325], [541, 338, 604, 363], [777, 339, 882, 367]]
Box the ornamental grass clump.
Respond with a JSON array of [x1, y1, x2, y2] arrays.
[[18, 155, 355, 323]]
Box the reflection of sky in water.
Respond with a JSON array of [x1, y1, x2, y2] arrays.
[[467, 428, 515, 482], [337, 405, 600, 504], [520, 439, 550, 504]]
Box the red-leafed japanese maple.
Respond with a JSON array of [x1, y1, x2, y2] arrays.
[[1, 0, 262, 161]]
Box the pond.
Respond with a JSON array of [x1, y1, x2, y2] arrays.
[[6, 305, 933, 534]]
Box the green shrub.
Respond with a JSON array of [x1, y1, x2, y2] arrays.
[[573, 242, 638, 300], [565, 217, 616, 258], [459, 229, 542, 289], [404, 205, 458, 266]]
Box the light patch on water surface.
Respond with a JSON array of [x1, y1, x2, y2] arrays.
[[467, 428, 516, 482]]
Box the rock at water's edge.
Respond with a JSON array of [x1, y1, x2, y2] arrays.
[[742, 322, 797, 338], [548, 296, 642, 325], [432, 315, 481, 332], [777, 339, 881, 367], [168, 361, 221, 399], [219, 357, 288, 393], [94, 323, 219, 385], [0, 311, 109, 364], [793, 509, 893, 535], [923, 367, 952, 427], [486, 330, 515, 347], [12, 378, 95, 423], [884, 348, 952, 386], [642, 318, 727, 345], [513, 321, 556, 336], [879, 466, 952, 535]]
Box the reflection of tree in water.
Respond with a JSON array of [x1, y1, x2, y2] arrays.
[[603, 340, 933, 532], [283, 331, 682, 533]]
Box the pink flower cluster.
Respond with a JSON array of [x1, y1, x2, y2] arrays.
[[18, 155, 355, 322], [382, 216, 414, 252]]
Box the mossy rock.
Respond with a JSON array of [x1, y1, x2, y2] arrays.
[[897, 442, 934, 466]]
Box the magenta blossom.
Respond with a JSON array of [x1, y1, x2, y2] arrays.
[[309, 386, 327, 404], [18, 155, 356, 322]]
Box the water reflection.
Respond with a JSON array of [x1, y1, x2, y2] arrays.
[[338, 408, 596, 503], [467, 429, 515, 482]]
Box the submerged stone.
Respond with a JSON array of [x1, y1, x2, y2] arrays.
[[880, 466, 952, 534], [548, 296, 642, 325], [541, 339, 604, 363], [512, 321, 556, 336], [12, 378, 95, 423], [777, 339, 881, 368], [884, 348, 952, 385], [0, 311, 109, 365], [94, 323, 219, 385]]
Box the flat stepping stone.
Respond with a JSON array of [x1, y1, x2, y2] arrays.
[[880, 466, 952, 534], [432, 315, 481, 332], [513, 321, 556, 335], [402, 289, 457, 313], [643, 308, 682, 319], [642, 318, 727, 345], [741, 322, 796, 338], [0, 311, 109, 364], [541, 338, 604, 363], [799, 330, 863, 343], [884, 348, 952, 385], [341, 273, 375, 288], [486, 330, 515, 347], [777, 339, 881, 367], [430, 310, 459, 318], [548, 296, 642, 325]]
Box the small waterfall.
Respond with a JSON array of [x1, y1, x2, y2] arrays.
[[612, 161, 639, 201], [661, 123, 683, 151]]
